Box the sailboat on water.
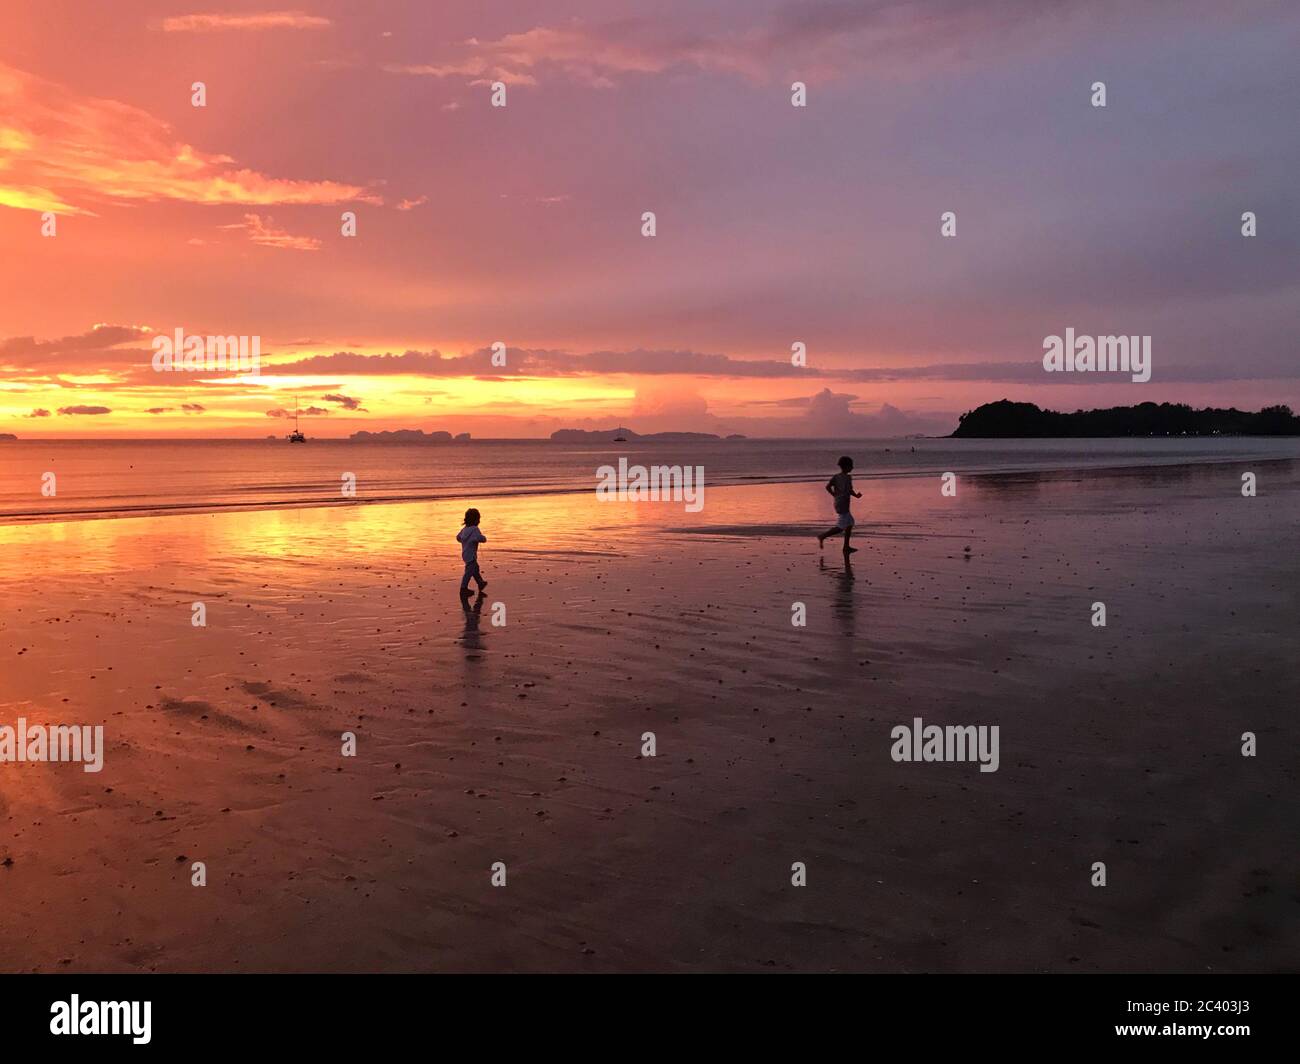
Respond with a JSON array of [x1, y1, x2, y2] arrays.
[[613, 425, 628, 442], [287, 396, 306, 443]]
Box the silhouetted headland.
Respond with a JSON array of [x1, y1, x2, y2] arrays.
[[952, 400, 1300, 438]]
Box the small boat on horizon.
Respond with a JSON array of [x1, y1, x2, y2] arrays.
[[287, 397, 306, 442], [613, 425, 628, 442]]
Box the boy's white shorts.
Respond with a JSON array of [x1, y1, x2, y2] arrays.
[[836, 513, 854, 530]]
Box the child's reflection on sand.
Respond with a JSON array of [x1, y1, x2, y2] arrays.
[[458, 590, 486, 657], [820, 552, 856, 638]]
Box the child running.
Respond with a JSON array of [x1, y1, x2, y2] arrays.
[[817, 456, 862, 554]]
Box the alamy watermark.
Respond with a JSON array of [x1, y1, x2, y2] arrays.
[[151, 328, 260, 374], [890, 717, 999, 773], [0, 717, 104, 773], [596, 458, 704, 513], [1043, 328, 1150, 383], [50, 996, 150, 1044]]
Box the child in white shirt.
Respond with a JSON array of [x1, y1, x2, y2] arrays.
[[456, 508, 488, 594]]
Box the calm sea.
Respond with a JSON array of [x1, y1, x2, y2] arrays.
[[2, 436, 1296, 523]]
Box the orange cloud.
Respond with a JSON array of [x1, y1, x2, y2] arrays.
[[267, 405, 328, 418], [0, 62, 379, 215], [159, 11, 332, 32]]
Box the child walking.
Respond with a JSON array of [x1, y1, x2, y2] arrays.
[[818, 456, 862, 553], [457, 508, 488, 594]]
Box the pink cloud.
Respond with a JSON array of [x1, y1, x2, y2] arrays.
[[159, 11, 332, 32], [220, 213, 322, 251], [384, 4, 1101, 90]]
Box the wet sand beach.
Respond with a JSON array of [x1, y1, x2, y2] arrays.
[[1, 458, 1296, 972]]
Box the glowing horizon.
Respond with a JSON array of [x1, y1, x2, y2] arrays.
[[2, 1, 1297, 439]]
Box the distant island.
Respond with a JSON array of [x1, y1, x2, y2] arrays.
[[348, 429, 470, 443], [550, 428, 745, 442], [0, 433, 16, 441], [952, 400, 1300, 438]]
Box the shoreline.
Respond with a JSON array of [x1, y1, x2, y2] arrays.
[[2, 450, 1292, 527]]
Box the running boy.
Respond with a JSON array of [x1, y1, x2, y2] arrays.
[[817, 456, 862, 553]]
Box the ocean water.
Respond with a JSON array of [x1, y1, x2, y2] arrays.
[[1, 436, 1296, 523]]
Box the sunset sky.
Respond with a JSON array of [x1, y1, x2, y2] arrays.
[[1, 0, 1297, 438]]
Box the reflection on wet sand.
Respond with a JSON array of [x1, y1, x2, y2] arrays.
[[820, 553, 857, 638], [0, 466, 1297, 972], [459, 591, 486, 658]]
